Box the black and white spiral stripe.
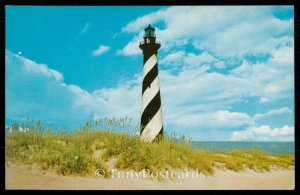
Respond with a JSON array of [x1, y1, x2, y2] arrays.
[[140, 54, 163, 142]]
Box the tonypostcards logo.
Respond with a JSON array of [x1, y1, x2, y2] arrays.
[[95, 168, 206, 180]]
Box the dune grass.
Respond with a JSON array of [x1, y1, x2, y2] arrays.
[[5, 120, 294, 178]]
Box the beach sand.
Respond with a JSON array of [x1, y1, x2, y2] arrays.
[[6, 164, 294, 190]]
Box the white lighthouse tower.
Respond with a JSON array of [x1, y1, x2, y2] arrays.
[[139, 25, 163, 142]]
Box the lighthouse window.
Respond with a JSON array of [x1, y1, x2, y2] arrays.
[[146, 38, 150, 43], [145, 30, 154, 37]]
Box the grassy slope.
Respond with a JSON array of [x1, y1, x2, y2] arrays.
[[5, 121, 294, 178]]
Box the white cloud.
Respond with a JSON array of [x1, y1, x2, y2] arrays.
[[160, 51, 185, 65], [66, 74, 141, 121], [92, 45, 110, 56], [167, 110, 253, 131], [231, 125, 294, 141], [80, 22, 91, 34], [269, 45, 294, 67], [15, 53, 64, 81], [62, 80, 141, 121], [120, 6, 293, 57], [122, 7, 170, 32], [160, 69, 251, 114], [194, 18, 293, 58], [230, 44, 294, 103], [117, 31, 144, 56], [123, 6, 251, 35], [253, 107, 292, 121], [183, 51, 225, 69], [6, 50, 86, 126], [92, 78, 141, 120], [6, 50, 140, 128]]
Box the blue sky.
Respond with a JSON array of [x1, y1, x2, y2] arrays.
[[6, 6, 294, 141]]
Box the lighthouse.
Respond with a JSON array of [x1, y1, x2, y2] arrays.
[[139, 25, 164, 142]]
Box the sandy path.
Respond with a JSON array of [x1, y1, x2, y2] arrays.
[[6, 164, 294, 190]]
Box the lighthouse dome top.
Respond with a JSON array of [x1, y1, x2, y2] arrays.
[[144, 24, 155, 31]]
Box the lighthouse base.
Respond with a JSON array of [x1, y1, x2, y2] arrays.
[[153, 131, 164, 142]]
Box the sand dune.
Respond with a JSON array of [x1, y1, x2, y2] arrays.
[[6, 164, 294, 190]]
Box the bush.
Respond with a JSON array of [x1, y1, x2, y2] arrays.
[[5, 120, 294, 178]]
